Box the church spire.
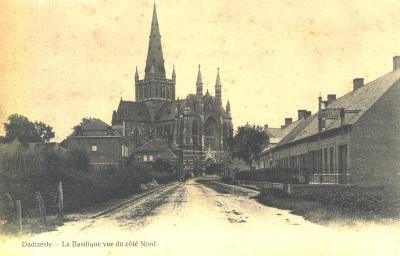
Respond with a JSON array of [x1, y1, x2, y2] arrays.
[[196, 65, 203, 96], [145, 3, 165, 79], [135, 66, 139, 81], [215, 67, 222, 104]]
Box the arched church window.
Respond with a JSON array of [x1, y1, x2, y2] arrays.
[[204, 117, 218, 148]]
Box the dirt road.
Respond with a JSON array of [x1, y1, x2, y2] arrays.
[[2, 177, 400, 256]]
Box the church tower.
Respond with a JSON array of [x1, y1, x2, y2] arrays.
[[135, 4, 176, 101]]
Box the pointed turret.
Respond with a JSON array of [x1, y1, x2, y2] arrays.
[[172, 65, 176, 82], [145, 3, 165, 79], [215, 67, 222, 104], [226, 100, 230, 113], [196, 65, 203, 96], [135, 66, 139, 81]]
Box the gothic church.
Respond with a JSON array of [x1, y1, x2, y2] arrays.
[[111, 4, 233, 171]]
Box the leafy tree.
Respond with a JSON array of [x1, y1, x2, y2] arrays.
[[73, 117, 95, 130], [233, 123, 267, 170], [33, 121, 55, 143], [1, 114, 55, 143]]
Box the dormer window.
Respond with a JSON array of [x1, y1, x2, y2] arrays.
[[91, 144, 98, 152]]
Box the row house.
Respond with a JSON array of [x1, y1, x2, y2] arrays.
[[262, 57, 400, 186]]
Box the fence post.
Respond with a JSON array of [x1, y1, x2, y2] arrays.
[[3, 193, 14, 224], [57, 181, 64, 224], [16, 200, 22, 233], [35, 192, 47, 225]]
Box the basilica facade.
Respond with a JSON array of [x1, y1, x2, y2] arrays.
[[111, 5, 233, 171]]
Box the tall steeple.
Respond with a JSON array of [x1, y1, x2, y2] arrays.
[[145, 3, 166, 79], [196, 65, 203, 96], [215, 67, 222, 104]]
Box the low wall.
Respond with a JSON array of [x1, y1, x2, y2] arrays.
[[234, 180, 288, 193]]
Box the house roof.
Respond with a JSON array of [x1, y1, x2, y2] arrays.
[[133, 138, 179, 160], [263, 118, 305, 146], [276, 68, 400, 147], [156, 148, 178, 159], [69, 118, 121, 137], [276, 114, 317, 146], [259, 118, 307, 156], [265, 128, 284, 138]]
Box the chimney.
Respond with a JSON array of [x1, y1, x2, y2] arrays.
[[264, 124, 268, 131], [353, 78, 364, 91], [304, 111, 312, 119], [340, 108, 345, 126], [327, 94, 336, 104], [394, 56, 400, 71], [297, 109, 307, 120], [285, 118, 292, 127]]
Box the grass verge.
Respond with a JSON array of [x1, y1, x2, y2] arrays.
[[256, 188, 399, 225]]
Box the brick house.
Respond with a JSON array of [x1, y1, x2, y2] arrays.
[[133, 138, 180, 164], [65, 118, 128, 170], [262, 57, 400, 186]]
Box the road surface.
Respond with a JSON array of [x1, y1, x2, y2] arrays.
[[1, 177, 400, 256]]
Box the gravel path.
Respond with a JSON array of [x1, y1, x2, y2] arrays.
[[1, 177, 400, 256]]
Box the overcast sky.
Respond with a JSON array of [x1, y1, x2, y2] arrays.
[[1, 0, 399, 141]]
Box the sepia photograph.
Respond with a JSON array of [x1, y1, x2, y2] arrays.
[[0, 0, 399, 255]]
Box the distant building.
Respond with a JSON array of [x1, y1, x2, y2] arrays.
[[257, 113, 311, 169], [65, 118, 128, 170], [111, 5, 233, 173], [261, 57, 400, 186], [133, 138, 180, 164]]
